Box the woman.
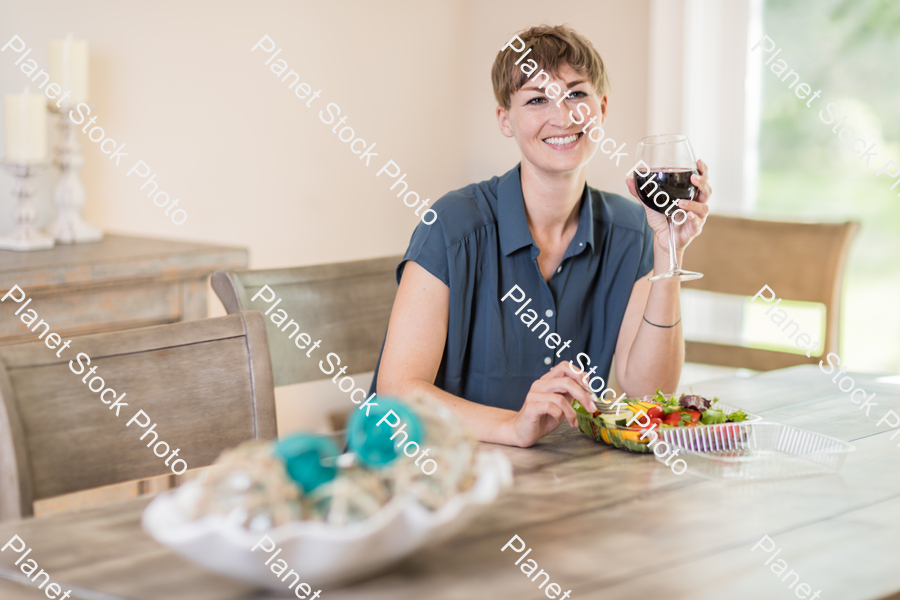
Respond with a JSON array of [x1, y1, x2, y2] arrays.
[[372, 25, 710, 447]]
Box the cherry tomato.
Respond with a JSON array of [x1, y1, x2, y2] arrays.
[[639, 417, 664, 435], [647, 406, 665, 419], [684, 410, 701, 423], [662, 411, 683, 427]]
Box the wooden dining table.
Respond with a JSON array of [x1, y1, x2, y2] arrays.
[[3, 365, 900, 600]]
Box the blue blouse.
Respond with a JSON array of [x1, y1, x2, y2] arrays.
[[371, 164, 655, 411]]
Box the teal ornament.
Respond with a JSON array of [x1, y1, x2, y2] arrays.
[[273, 434, 341, 493], [346, 398, 424, 468]]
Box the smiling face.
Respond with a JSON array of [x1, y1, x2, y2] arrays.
[[497, 64, 608, 178]]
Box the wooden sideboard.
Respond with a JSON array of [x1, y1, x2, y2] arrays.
[[0, 233, 249, 513], [0, 233, 248, 344]]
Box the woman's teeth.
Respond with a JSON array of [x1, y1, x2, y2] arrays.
[[544, 133, 579, 146]]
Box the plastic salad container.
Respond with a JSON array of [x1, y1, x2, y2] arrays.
[[653, 421, 855, 480], [575, 395, 760, 454]]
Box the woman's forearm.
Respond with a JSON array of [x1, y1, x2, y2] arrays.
[[620, 244, 685, 395], [376, 376, 518, 445]]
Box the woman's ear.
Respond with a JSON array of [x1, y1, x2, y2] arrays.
[[496, 105, 515, 138], [598, 94, 609, 125]]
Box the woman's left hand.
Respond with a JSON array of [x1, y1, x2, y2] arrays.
[[626, 159, 711, 255]]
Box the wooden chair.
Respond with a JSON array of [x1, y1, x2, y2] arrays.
[[681, 214, 859, 371], [211, 256, 402, 388], [0, 311, 275, 521]]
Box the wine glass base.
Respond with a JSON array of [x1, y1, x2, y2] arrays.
[[650, 269, 703, 282]]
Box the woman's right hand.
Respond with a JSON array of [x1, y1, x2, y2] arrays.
[[506, 362, 599, 447]]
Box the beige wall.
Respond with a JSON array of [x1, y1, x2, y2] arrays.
[[0, 0, 651, 433], [1, 0, 469, 269]]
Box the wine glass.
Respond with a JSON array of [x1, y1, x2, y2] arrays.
[[633, 134, 703, 282]]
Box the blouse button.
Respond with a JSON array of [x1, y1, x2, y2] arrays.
[[543, 356, 552, 366], [556, 266, 562, 273], [545, 309, 553, 317]]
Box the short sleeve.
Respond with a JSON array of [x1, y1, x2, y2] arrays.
[[636, 219, 655, 281], [398, 219, 451, 287]]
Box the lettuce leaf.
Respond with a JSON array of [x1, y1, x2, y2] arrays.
[[679, 394, 712, 411], [701, 408, 727, 424], [727, 410, 749, 422]]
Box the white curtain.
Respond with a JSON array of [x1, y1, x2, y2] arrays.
[[648, 0, 764, 374]]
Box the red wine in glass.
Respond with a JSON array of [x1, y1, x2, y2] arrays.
[[634, 169, 697, 214], [633, 134, 703, 281]]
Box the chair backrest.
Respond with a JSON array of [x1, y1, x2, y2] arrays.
[[211, 255, 401, 387], [681, 214, 859, 371], [0, 311, 275, 521]]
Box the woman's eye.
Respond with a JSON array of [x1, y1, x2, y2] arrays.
[[568, 91, 586, 99], [527, 97, 546, 105]]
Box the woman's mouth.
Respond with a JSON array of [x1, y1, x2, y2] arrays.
[[542, 132, 583, 149]]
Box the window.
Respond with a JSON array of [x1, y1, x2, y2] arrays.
[[750, 0, 900, 371]]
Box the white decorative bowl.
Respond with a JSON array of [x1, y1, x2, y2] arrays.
[[142, 450, 512, 589]]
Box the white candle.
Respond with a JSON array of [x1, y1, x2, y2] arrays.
[[4, 92, 47, 161], [49, 34, 89, 104]]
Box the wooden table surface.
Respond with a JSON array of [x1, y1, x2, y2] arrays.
[[3, 365, 900, 600]]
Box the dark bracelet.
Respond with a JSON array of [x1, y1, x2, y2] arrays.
[[643, 315, 681, 328]]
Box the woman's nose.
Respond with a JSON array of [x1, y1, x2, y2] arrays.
[[548, 96, 574, 128]]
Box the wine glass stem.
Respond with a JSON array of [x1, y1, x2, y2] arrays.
[[667, 217, 679, 273]]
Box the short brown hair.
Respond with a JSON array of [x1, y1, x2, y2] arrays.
[[491, 25, 611, 110]]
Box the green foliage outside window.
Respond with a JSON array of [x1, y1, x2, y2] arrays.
[[755, 0, 900, 370]]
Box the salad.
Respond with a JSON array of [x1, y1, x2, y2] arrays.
[[575, 390, 752, 453], [601, 389, 750, 430]]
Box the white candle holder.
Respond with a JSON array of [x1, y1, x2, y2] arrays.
[[46, 103, 103, 244], [0, 159, 55, 251]]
